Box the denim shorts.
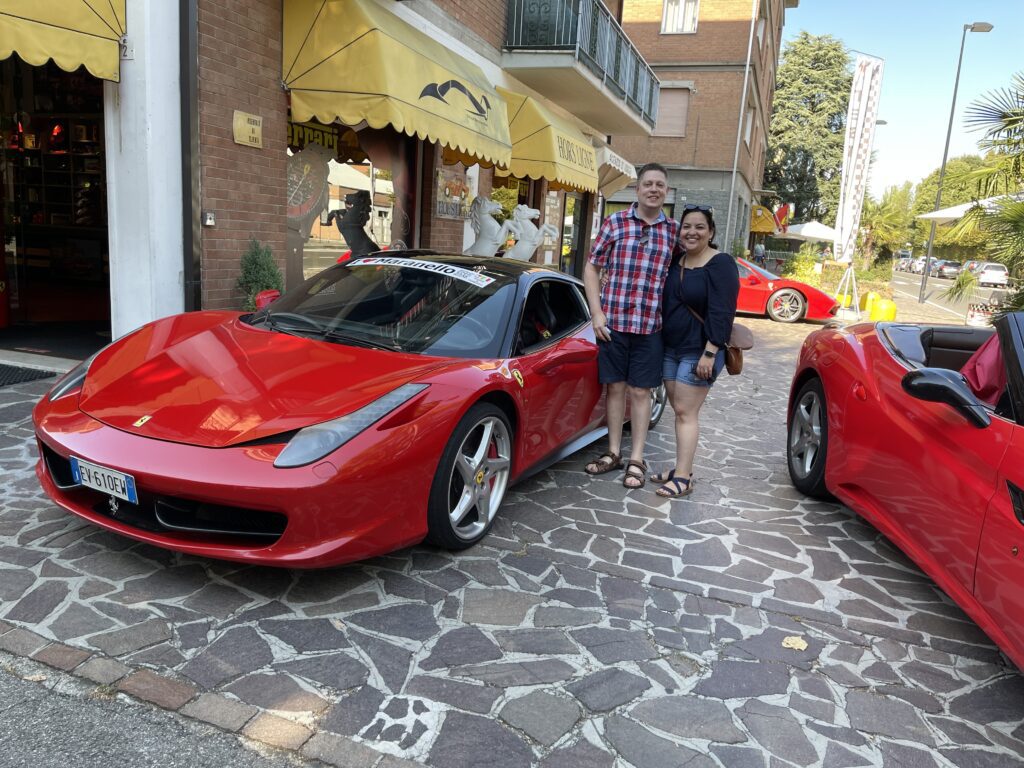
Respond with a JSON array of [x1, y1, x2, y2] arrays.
[[663, 348, 726, 388], [597, 329, 664, 388]]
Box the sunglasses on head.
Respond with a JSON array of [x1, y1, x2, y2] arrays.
[[682, 204, 714, 214], [638, 224, 651, 245]]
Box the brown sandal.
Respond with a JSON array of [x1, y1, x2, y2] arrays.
[[585, 451, 623, 476], [622, 459, 648, 489]]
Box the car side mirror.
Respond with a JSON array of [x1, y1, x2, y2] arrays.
[[254, 289, 281, 310], [747, 275, 760, 285], [901, 368, 991, 428]]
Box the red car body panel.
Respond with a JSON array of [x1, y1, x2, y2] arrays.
[[32, 258, 611, 568], [736, 257, 838, 321], [789, 321, 1024, 670]]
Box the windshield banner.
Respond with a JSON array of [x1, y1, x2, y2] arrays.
[[348, 257, 495, 287]]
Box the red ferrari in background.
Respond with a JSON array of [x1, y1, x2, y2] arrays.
[[33, 253, 664, 568], [736, 257, 838, 323], [786, 313, 1024, 670]]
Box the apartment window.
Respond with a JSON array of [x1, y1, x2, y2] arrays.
[[654, 87, 690, 137], [743, 105, 755, 146], [662, 0, 699, 34]]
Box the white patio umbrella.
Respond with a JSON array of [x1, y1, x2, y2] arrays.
[[916, 193, 1024, 224], [777, 220, 838, 242]]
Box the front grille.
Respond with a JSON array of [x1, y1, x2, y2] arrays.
[[39, 442, 287, 544]]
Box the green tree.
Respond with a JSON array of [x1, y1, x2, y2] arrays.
[[860, 182, 913, 265], [949, 72, 1024, 314], [236, 237, 283, 311], [764, 32, 852, 226], [911, 154, 992, 256]]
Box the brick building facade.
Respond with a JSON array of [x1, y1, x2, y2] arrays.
[[611, 0, 797, 251]]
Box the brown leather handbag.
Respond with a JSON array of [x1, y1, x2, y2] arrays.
[[686, 307, 753, 375]]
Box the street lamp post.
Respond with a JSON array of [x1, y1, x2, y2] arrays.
[[918, 21, 993, 303]]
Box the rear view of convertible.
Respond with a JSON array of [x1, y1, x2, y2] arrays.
[[786, 313, 1024, 669]]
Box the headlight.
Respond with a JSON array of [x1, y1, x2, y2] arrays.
[[48, 351, 101, 401], [274, 383, 428, 468]]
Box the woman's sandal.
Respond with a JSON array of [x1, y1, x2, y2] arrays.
[[585, 451, 623, 476], [656, 474, 694, 498], [651, 467, 676, 484], [622, 459, 648, 489]]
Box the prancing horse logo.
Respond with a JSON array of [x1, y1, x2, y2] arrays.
[[133, 415, 152, 427], [419, 80, 491, 119], [107, 496, 120, 516]]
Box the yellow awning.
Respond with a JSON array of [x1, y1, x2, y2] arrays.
[[497, 87, 598, 193], [283, 0, 511, 168], [0, 1, 125, 82], [750, 205, 778, 234], [596, 145, 636, 198]]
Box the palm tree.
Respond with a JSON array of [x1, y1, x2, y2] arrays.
[[948, 72, 1024, 313]]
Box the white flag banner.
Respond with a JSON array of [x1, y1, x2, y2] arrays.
[[833, 55, 884, 264]]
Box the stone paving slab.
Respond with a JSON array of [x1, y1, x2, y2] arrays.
[[3, 301, 1024, 767]]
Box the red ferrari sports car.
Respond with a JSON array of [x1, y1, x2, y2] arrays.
[[736, 257, 838, 323], [33, 253, 666, 568], [787, 313, 1024, 669]]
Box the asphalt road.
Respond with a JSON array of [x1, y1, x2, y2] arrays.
[[889, 270, 1010, 320], [0, 657, 310, 768]]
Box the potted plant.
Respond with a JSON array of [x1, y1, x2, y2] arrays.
[[237, 237, 284, 311]]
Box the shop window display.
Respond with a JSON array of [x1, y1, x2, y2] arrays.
[[1, 57, 109, 329]]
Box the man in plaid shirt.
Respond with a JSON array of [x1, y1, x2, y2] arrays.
[[582, 163, 678, 489]]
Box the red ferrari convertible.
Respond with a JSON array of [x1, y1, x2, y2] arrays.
[[787, 313, 1024, 669], [736, 257, 838, 323], [33, 253, 664, 568]]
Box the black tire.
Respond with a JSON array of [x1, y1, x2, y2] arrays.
[[426, 403, 513, 550], [767, 288, 807, 323], [787, 377, 831, 499]]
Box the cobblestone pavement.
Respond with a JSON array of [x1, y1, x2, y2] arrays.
[[2, 305, 1024, 768]]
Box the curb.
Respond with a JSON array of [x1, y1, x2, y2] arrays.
[[0, 620, 423, 768]]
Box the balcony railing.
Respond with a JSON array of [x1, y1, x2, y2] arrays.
[[505, 0, 659, 128]]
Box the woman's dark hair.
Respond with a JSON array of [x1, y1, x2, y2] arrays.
[[680, 204, 718, 249]]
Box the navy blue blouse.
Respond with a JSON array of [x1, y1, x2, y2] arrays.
[[662, 251, 740, 353]]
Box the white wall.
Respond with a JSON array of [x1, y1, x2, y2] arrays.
[[104, 0, 184, 339]]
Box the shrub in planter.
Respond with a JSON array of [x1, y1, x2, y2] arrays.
[[237, 237, 284, 311], [780, 243, 821, 287]]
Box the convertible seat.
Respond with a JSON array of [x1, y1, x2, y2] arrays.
[[961, 333, 1006, 407], [920, 326, 996, 370]]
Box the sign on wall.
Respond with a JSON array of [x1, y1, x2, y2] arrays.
[[436, 169, 470, 220], [232, 110, 263, 148]]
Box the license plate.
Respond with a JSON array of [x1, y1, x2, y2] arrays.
[[70, 457, 138, 504]]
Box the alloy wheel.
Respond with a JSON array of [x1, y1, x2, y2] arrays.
[[446, 415, 512, 541], [789, 389, 822, 479]]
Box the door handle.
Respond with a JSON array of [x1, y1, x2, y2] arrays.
[[1007, 480, 1024, 527]]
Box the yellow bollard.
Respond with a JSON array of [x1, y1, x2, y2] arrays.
[[869, 298, 897, 321], [859, 291, 880, 313], [835, 293, 853, 308]]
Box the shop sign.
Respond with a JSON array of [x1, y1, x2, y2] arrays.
[[287, 121, 340, 154], [232, 111, 263, 148], [436, 169, 470, 220]]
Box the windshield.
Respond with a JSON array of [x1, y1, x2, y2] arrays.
[[744, 259, 780, 280], [247, 256, 516, 358]]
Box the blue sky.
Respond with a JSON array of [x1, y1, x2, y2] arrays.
[[782, 0, 1024, 201]]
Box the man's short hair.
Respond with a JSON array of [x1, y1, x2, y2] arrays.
[[637, 162, 668, 182]]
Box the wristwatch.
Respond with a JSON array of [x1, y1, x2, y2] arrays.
[[702, 349, 715, 359]]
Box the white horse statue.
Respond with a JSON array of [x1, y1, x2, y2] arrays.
[[464, 196, 517, 258], [504, 204, 559, 262]]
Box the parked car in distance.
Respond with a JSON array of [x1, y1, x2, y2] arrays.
[[895, 256, 913, 272], [972, 262, 1010, 288], [936, 260, 962, 279], [735, 257, 839, 323], [787, 313, 1024, 670]]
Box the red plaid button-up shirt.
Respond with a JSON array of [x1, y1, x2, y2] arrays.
[[589, 204, 678, 335]]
